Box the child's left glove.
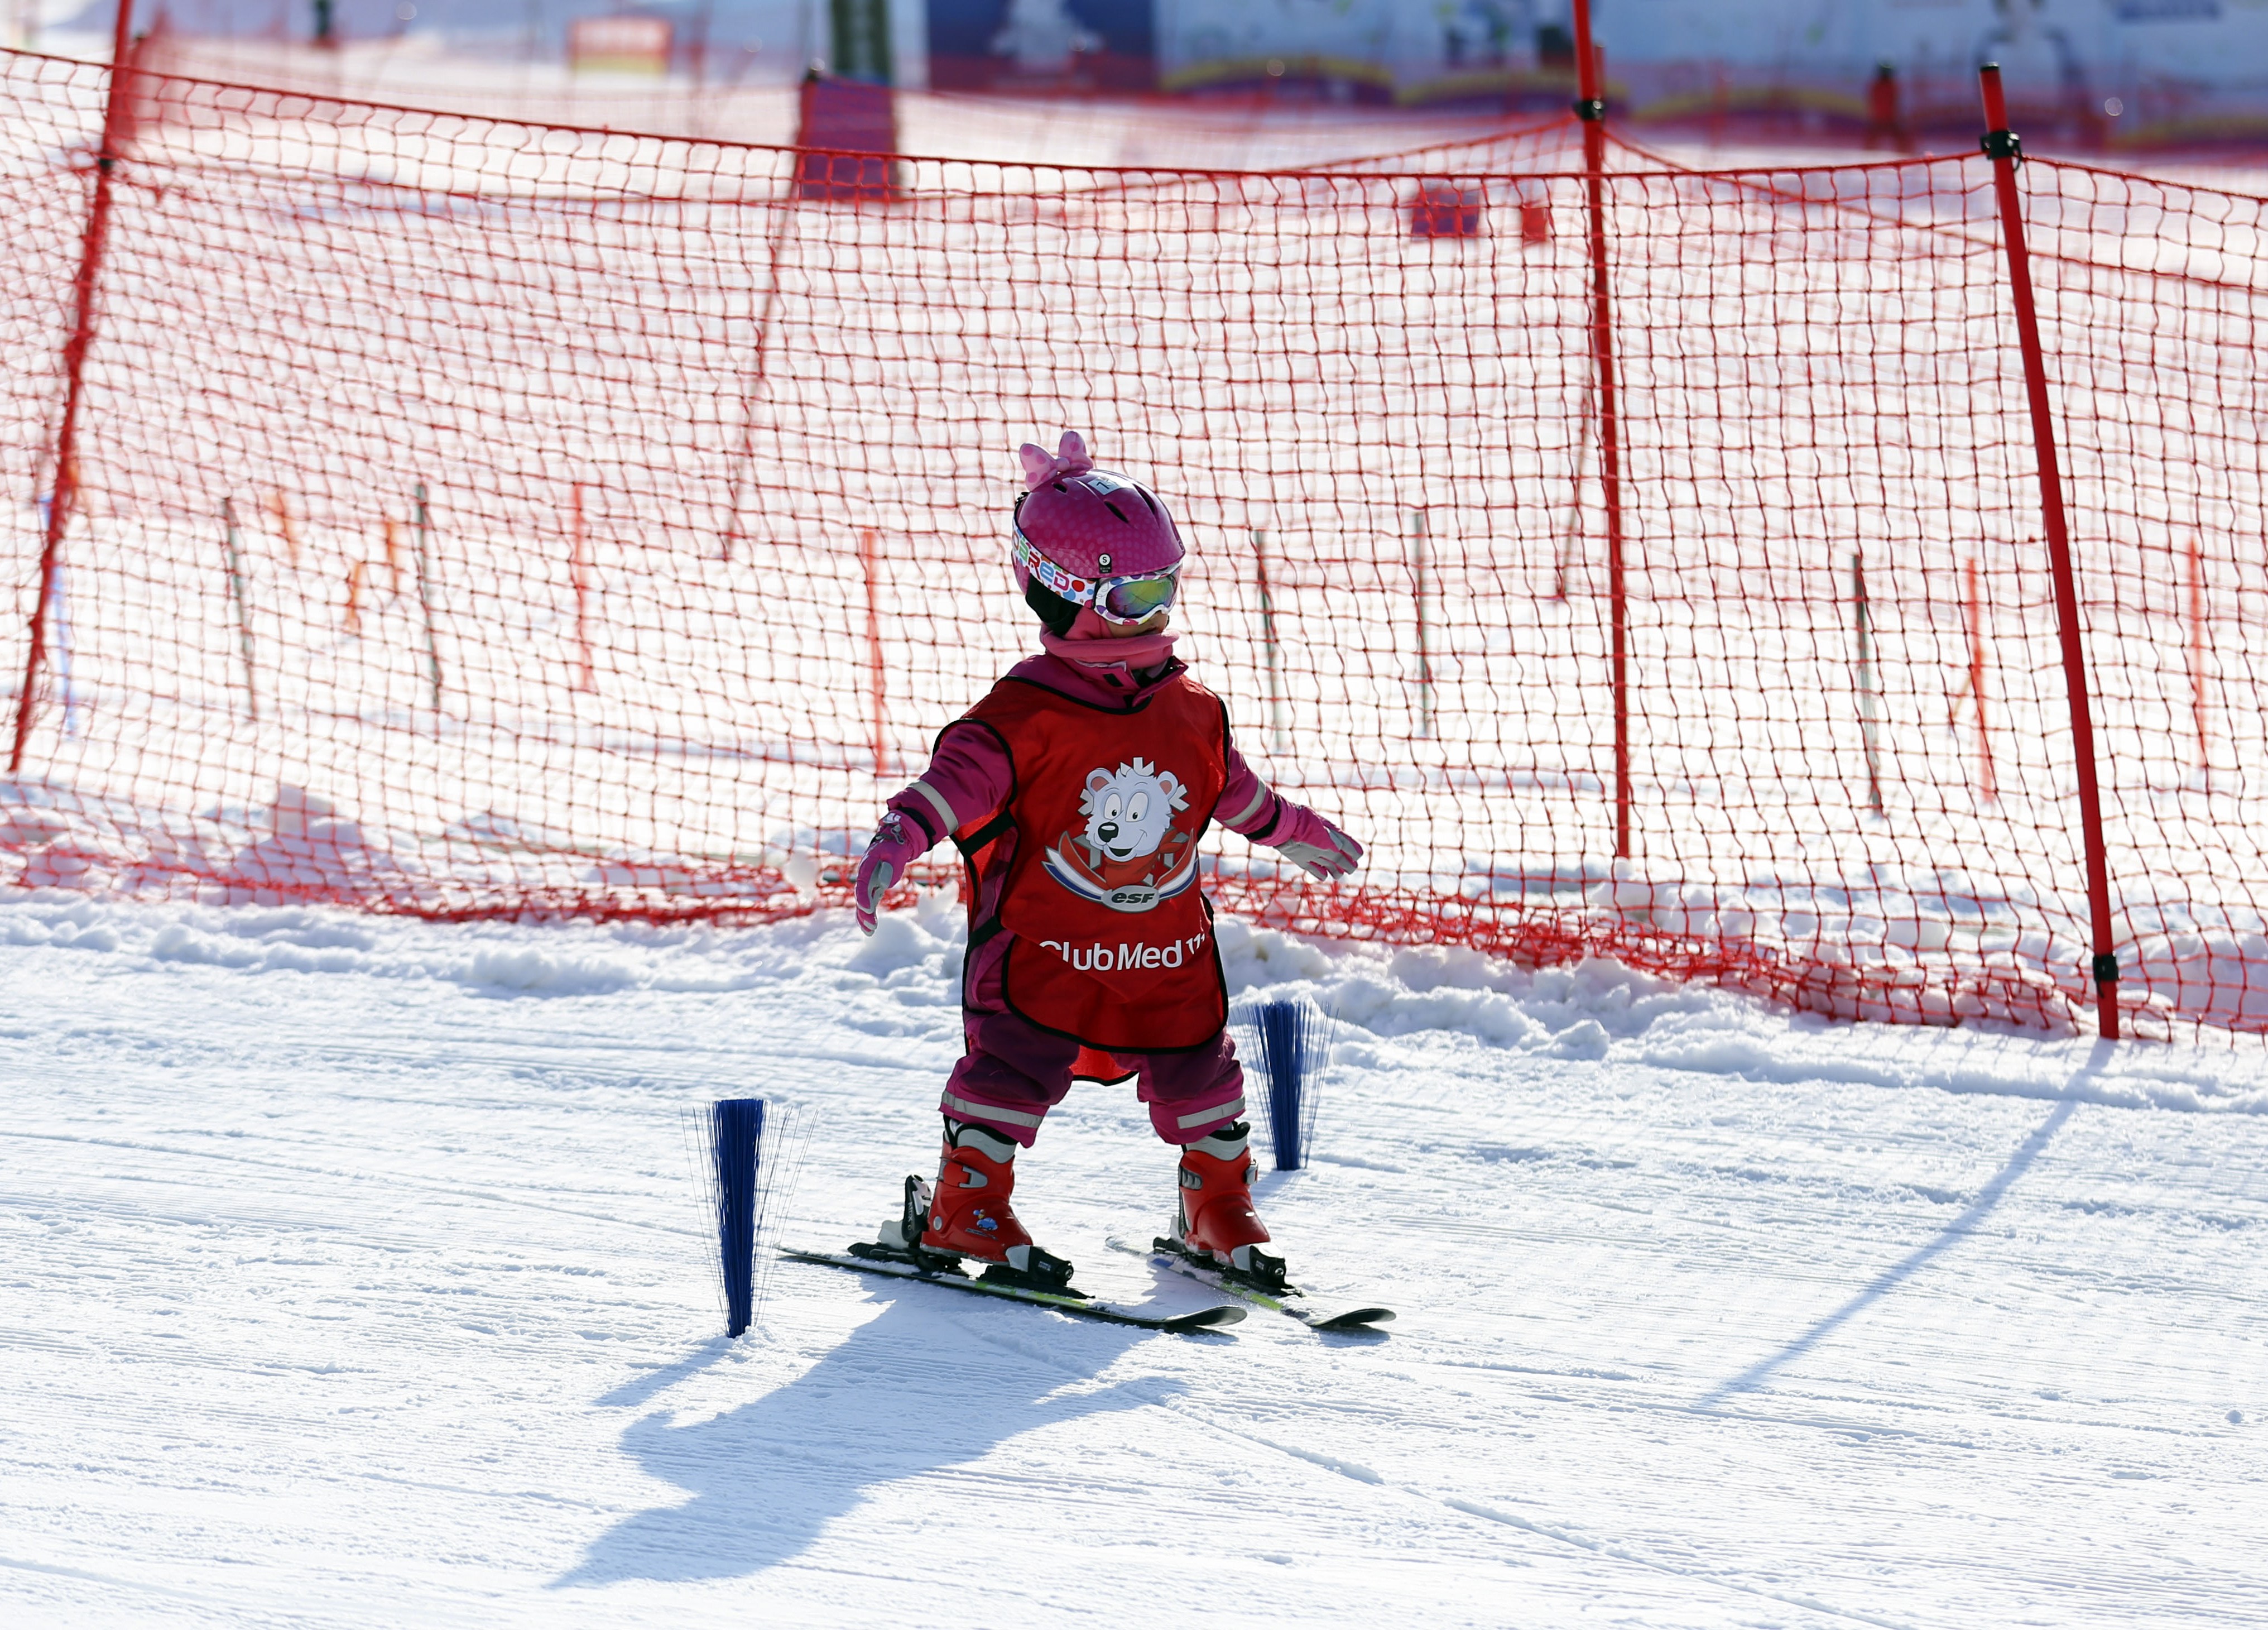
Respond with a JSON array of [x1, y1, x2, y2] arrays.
[[852, 811, 921, 935], [1270, 803, 1364, 881]]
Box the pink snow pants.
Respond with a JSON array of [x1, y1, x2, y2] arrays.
[[939, 1006, 1247, 1149]]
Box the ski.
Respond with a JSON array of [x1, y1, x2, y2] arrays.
[[1109, 1236, 1396, 1331], [781, 1245, 1247, 1333]]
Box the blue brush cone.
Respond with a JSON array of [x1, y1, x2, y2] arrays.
[[710, 1097, 765, 1337], [1256, 999, 1309, 1171]]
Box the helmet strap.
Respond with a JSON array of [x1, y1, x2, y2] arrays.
[[1025, 578, 1079, 636]]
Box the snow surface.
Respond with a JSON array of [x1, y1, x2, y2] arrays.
[[4, 888, 2265, 1627]]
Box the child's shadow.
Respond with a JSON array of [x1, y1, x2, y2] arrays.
[[556, 1288, 1174, 1586]]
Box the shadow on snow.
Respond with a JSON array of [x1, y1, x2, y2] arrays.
[[1695, 1039, 2110, 1409], [556, 1284, 1170, 1586]]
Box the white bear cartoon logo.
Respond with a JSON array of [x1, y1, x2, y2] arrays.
[[1079, 758, 1186, 862], [1043, 756, 1200, 914]]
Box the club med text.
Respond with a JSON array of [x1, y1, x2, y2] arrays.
[[1040, 930, 1210, 973]]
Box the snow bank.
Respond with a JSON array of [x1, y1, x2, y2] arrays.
[[6, 887, 2261, 1116]]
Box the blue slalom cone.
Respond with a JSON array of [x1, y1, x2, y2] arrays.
[[708, 1097, 765, 1337], [1244, 997, 1328, 1172]]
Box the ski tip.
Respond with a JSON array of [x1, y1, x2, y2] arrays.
[[1169, 1303, 1248, 1331], [1314, 1307, 1396, 1331]]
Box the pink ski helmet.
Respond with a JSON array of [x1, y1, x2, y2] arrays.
[[1011, 432, 1185, 637]]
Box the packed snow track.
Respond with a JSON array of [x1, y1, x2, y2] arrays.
[[2, 891, 2262, 1628]]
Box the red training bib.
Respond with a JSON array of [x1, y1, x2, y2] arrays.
[[957, 674, 1229, 1052]]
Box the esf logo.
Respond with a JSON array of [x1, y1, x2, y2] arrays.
[[1040, 931, 1210, 974]]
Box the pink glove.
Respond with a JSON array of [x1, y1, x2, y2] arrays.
[[853, 811, 921, 934], [1270, 802, 1363, 881]]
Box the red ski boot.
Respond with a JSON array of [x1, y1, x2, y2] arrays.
[[916, 1121, 1075, 1289], [1172, 1122, 1287, 1292]]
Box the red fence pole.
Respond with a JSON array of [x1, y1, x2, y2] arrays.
[[1852, 550, 1883, 816], [718, 183, 801, 562], [1253, 527, 1288, 753], [9, 6, 139, 775], [1410, 506, 1435, 740], [570, 482, 594, 693], [220, 497, 258, 722], [1978, 65, 2121, 1040], [2187, 534, 2208, 773], [412, 481, 443, 713], [860, 526, 886, 775], [1962, 554, 1996, 803], [1571, 0, 1630, 859]]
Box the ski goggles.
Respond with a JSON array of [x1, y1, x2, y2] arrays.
[[1012, 525, 1180, 626]]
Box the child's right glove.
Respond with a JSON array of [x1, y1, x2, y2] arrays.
[[1270, 803, 1364, 881], [852, 810, 922, 935]]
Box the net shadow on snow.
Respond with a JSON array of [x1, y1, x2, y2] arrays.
[[1693, 1041, 2109, 1411], [554, 1291, 1169, 1588]]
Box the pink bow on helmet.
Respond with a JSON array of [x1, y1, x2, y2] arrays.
[[1019, 430, 1095, 490]]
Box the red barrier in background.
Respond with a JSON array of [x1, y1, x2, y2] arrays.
[[1572, 9, 1631, 863], [2, 46, 2266, 1042], [1978, 62, 2121, 1039], [8, 10, 136, 776]]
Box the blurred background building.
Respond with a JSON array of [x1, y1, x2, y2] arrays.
[[13, 0, 2267, 148]]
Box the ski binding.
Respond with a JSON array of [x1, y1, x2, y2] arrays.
[[781, 1176, 1244, 1334]]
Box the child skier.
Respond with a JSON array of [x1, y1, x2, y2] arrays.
[[851, 431, 1363, 1293]]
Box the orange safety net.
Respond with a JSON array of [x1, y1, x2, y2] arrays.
[[3, 49, 2265, 1039]]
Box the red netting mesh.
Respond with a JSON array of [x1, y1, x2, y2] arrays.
[[4, 47, 2266, 1041]]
